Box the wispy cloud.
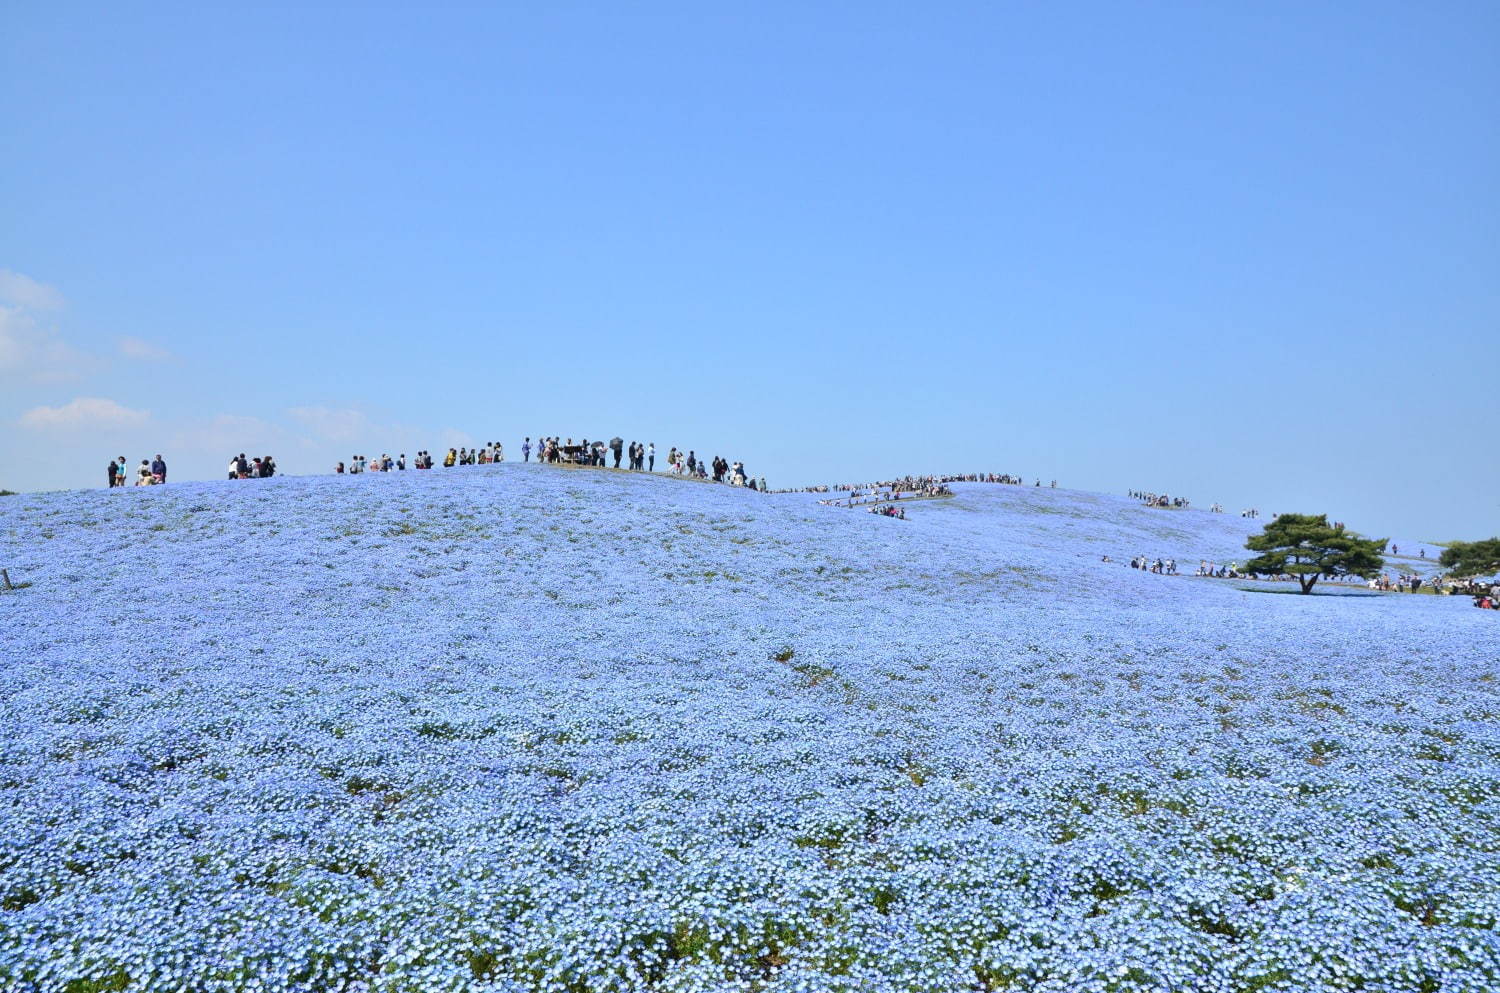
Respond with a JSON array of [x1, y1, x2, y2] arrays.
[[0, 305, 91, 383], [118, 335, 176, 361], [19, 396, 150, 430], [0, 269, 65, 311], [287, 405, 371, 443], [171, 413, 291, 454], [440, 427, 476, 449]]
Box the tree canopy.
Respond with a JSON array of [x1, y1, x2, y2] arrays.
[[1243, 514, 1386, 594], [1439, 538, 1500, 578]]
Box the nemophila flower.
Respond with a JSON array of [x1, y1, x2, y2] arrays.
[[0, 467, 1496, 991]]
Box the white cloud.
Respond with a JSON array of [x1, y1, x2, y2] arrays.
[[0, 269, 65, 311], [20, 396, 150, 430], [0, 305, 91, 382], [118, 335, 176, 361], [440, 427, 476, 449], [171, 413, 288, 454], [287, 405, 370, 442]]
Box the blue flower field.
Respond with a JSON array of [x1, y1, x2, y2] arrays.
[[1, 465, 1496, 992]]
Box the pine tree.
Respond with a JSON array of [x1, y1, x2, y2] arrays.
[[1439, 538, 1500, 578], [1243, 514, 1386, 594]]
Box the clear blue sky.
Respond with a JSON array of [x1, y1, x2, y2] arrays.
[[3, 2, 1496, 541]]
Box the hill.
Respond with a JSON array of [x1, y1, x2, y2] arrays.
[[0, 466, 1496, 992]]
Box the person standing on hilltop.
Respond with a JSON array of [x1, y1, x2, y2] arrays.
[[151, 454, 167, 484], [106, 457, 118, 488], [648, 443, 655, 472]]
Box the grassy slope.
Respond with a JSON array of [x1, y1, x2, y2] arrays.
[[0, 466, 1496, 992]]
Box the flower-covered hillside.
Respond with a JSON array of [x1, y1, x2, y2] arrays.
[[1, 465, 1496, 993]]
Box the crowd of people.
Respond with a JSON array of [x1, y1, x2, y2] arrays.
[[1418, 577, 1500, 606], [1129, 489, 1265, 518], [775, 472, 1041, 495], [1150, 561, 1493, 597], [107, 455, 166, 487], [227, 454, 277, 479], [446, 444, 504, 465], [336, 448, 515, 472], [820, 485, 952, 510], [529, 436, 636, 469], [1131, 490, 1190, 509], [515, 436, 764, 489], [1370, 573, 1427, 593], [789, 472, 1060, 519], [340, 454, 406, 473], [316, 435, 766, 489]]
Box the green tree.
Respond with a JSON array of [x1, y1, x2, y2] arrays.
[[1243, 513, 1386, 594], [1439, 538, 1500, 577]]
